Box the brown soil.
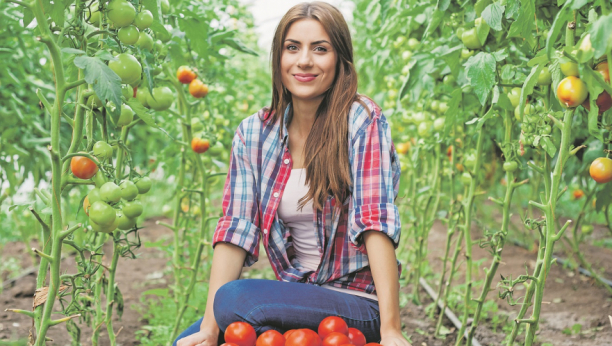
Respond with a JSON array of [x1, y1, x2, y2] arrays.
[[2, 216, 612, 346], [401, 219, 612, 346]]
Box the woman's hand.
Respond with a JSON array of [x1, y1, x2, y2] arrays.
[[380, 328, 412, 346], [176, 328, 219, 346]]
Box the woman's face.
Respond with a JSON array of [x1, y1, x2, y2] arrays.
[[280, 19, 337, 103]]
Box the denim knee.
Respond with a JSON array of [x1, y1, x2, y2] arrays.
[[214, 280, 247, 330]]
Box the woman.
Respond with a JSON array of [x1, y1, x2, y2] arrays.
[[175, 2, 409, 346]]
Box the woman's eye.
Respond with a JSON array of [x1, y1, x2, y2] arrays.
[[314, 46, 327, 52], [286, 45, 297, 51]]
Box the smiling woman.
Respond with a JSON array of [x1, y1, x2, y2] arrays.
[[174, 3, 409, 346]]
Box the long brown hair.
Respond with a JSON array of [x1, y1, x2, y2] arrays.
[[265, 1, 367, 212]]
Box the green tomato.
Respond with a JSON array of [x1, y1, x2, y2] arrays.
[[146, 86, 174, 111], [109, 53, 142, 85], [407, 38, 420, 50], [120, 181, 139, 200], [581, 225, 594, 235], [508, 87, 521, 108], [135, 176, 152, 194], [537, 67, 552, 86], [89, 201, 116, 226], [121, 86, 133, 100], [539, 125, 552, 135], [402, 51, 412, 61], [412, 111, 426, 124], [515, 104, 534, 122], [136, 31, 154, 51], [134, 10, 153, 30], [155, 24, 173, 43], [117, 104, 134, 127], [443, 75, 455, 85], [93, 171, 107, 188], [90, 218, 116, 233], [560, 61, 579, 77], [87, 94, 103, 108], [123, 200, 143, 218], [433, 117, 445, 132], [100, 182, 122, 203], [136, 88, 150, 108], [417, 121, 432, 138], [107, 0, 136, 28], [88, 1, 100, 25], [191, 118, 204, 132], [461, 172, 472, 185], [456, 27, 465, 40], [461, 28, 482, 50], [87, 188, 102, 204], [118, 25, 139, 45], [503, 161, 518, 172], [208, 142, 225, 157], [160, 0, 170, 14], [116, 210, 136, 230], [438, 102, 449, 114], [430, 100, 440, 112], [93, 141, 113, 161], [464, 154, 476, 168]]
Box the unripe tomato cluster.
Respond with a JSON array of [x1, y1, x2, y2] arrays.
[[220, 317, 379, 346]]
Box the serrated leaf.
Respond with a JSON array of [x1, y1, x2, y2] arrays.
[[179, 17, 210, 58], [436, 45, 462, 77], [73, 56, 122, 111], [443, 89, 462, 138], [43, 0, 65, 28], [62, 48, 86, 55], [465, 52, 497, 105], [94, 50, 115, 61], [589, 14, 612, 59], [501, 65, 515, 80], [507, 0, 535, 47], [482, 3, 504, 31], [221, 38, 258, 56], [423, 10, 444, 40], [505, 0, 520, 18], [492, 49, 508, 61]]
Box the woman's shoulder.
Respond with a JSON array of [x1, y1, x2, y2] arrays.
[[235, 107, 273, 133], [348, 94, 386, 134]]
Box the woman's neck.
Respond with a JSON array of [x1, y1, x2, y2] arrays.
[[290, 96, 323, 136]]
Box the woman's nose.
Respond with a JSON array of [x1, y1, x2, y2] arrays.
[[297, 50, 314, 68]]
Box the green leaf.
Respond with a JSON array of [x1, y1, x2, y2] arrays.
[[507, 0, 535, 47], [540, 137, 558, 157], [505, 0, 520, 19], [443, 89, 463, 138], [179, 17, 210, 59], [22, 6, 35, 27], [482, 3, 505, 31], [492, 49, 508, 62], [546, 3, 573, 59], [476, 19, 490, 46], [73, 56, 122, 111], [437, 0, 451, 11], [94, 50, 115, 61], [436, 45, 463, 77], [500, 64, 515, 80], [127, 99, 157, 127], [589, 13, 612, 59], [517, 64, 544, 121], [380, 0, 393, 21], [114, 285, 124, 319], [62, 48, 86, 55], [423, 10, 444, 40], [477, 105, 494, 130], [580, 64, 604, 141], [464, 52, 497, 105], [221, 37, 259, 56], [142, 0, 161, 20], [43, 0, 65, 28], [595, 184, 612, 212]]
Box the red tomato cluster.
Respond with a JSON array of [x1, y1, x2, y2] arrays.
[[221, 317, 379, 346]]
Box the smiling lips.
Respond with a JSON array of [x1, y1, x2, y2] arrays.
[[294, 74, 317, 82]]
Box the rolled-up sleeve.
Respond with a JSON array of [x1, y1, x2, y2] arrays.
[[348, 111, 401, 253], [212, 127, 261, 267]]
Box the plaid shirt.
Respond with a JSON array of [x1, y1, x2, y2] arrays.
[[212, 95, 402, 295]]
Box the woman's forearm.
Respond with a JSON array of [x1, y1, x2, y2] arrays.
[[200, 242, 248, 332], [363, 230, 402, 333]]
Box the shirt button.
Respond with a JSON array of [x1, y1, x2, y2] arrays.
[[284, 158, 290, 164], [263, 229, 268, 234], [273, 192, 280, 198]]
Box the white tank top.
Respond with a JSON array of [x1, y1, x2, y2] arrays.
[[277, 168, 378, 301]]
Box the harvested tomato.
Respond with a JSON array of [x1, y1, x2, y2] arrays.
[[318, 317, 348, 339], [177, 66, 197, 84], [556, 76, 588, 108], [286, 329, 321, 346], [192, 137, 210, 154], [364, 343, 382, 346], [322, 332, 351, 346], [590, 157, 612, 183], [284, 330, 297, 340], [256, 330, 285, 346], [573, 189, 584, 199], [221, 344, 241, 346], [189, 79, 209, 98], [71, 154, 98, 179], [225, 322, 257, 346], [347, 328, 365, 346]]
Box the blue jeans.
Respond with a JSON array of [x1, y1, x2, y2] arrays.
[[173, 279, 381, 346]]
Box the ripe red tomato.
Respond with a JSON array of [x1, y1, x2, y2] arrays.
[[364, 343, 382, 346], [177, 66, 197, 84], [286, 329, 321, 346], [590, 157, 612, 183], [225, 322, 257, 346], [573, 189, 584, 199], [189, 79, 209, 98], [256, 330, 285, 346], [322, 332, 351, 346], [191, 137, 210, 154], [347, 328, 366, 346], [284, 330, 297, 340], [71, 154, 99, 179], [557, 76, 588, 108], [318, 317, 349, 339], [221, 343, 241, 346]]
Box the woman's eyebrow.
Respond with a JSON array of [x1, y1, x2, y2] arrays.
[[285, 39, 331, 45]]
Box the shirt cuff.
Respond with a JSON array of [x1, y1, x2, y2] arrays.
[[212, 216, 261, 267], [349, 203, 401, 253]]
